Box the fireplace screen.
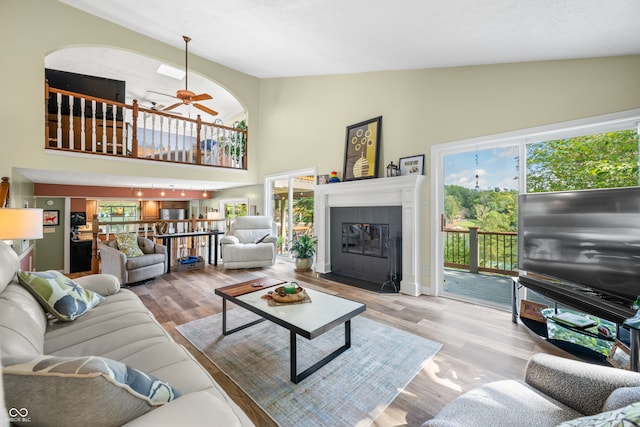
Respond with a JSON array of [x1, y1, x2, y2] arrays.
[[342, 223, 389, 258]]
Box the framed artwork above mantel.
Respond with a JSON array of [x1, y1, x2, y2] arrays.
[[342, 116, 382, 181]]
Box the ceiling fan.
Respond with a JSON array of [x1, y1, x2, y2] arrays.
[[153, 35, 218, 117]]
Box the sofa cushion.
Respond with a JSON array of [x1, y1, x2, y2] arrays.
[[126, 253, 166, 270], [43, 290, 168, 356], [17, 271, 104, 321], [235, 228, 272, 244], [556, 401, 640, 427], [253, 232, 271, 244], [122, 390, 244, 427], [0, 241, 19, 293], [0, 283, 47, 356], [116, 234, 144, 258], [3, 354, 180, 427]]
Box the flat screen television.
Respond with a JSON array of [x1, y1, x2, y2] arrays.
[[46, 68, 126, 120], [70, 212, 87, 227], [518, 186, 640, 323]]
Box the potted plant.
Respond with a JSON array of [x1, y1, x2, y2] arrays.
[[289, 235, 318, 271]]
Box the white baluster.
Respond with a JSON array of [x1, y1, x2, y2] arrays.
[[203, 125, 210, 165], [91, 100, 96, 152], [142, 112, 148, 157], [151, 114, 157, 159], [176, 118, 181, 161], [68, 96, 74, 149], [111, 104, 117, 154], [215, 126, 221, 166], [184, 122, 196, 163], [102, 102, 107, 153], [122, 108, 128, 155], [182, 120, 187, 162], [80, 98, 86, 151], [56, 93, 62, 147], [158, 116, 166, 160]]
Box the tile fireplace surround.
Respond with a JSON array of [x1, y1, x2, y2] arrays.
[[315, 175, 425, 296]]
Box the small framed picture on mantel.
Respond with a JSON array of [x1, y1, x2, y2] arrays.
[[399, 154, 425, 176]]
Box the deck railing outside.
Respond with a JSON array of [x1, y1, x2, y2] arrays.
[[444, 227, 518, 276], [45, 85, 247, 169]]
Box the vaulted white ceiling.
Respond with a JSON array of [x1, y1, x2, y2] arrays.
[[28, 0, 640, 192], [58, 0, 640, 78]]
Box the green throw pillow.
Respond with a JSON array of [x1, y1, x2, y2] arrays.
[[556, 401, 640, 427], [116, 233, 144, 257], [3, 354, 181, 427], [17, 270, 104, 321]]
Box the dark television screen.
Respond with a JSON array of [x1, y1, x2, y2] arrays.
[[45, 68, 126, 120], [518, 187, 640, 304], [70, 212, 87, 227]]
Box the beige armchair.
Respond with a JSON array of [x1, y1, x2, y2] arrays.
[[220, 216, 278, 269], [98, 236, 168, 285]]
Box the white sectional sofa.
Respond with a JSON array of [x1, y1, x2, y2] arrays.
[[0, 242, 254, 427]]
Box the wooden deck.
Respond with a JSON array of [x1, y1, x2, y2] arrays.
[[443, 268, 514, 310], [126, 260, 573, 427]]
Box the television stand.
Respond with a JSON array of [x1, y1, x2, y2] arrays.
[[512, 277, 640, 372]]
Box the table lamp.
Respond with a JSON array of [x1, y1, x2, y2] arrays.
[[206, 210, 222, 231], [0, 208, 44, 243]]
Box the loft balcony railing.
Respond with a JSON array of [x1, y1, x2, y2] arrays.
[[444, 227, 518, 276], [45, 84, 247, 169]]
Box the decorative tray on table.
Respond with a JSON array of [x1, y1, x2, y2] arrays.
[[271, 283, 307, 303], [263, 282, 312, 306]]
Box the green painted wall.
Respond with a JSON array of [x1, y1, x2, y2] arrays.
[[35, 198, 65, 271]]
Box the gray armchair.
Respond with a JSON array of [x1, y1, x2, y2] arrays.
[[220, 216, 277, 269], [424, 353, 640, 427], [98, 236, 168, 285]]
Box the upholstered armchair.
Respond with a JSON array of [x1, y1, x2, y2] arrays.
[[220, 216, 278, 269], [98, 235, 168, 285]]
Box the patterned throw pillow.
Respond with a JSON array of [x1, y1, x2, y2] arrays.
[[116, 233, 144, 257], [3, 354, 181, 427], [17, 270, 104, 321], [556, 401, 640, 427]]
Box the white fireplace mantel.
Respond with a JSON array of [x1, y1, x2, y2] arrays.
[[314, 174, 424, 296]]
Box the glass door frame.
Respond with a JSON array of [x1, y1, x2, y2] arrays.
[[430, 110, 640, 298], [264, 168, 316, 257]]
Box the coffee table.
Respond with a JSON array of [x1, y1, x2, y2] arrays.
[[215, 276, 366, 383]]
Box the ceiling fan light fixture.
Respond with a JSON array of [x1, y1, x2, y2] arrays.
[[157, 64, 185, 80]]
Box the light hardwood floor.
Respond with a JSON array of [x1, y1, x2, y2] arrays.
[[126, 259, 573, 427]]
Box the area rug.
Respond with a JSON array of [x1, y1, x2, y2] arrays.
[[176, 309, 442, 427]]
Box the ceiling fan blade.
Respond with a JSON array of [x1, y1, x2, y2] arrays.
[[193, 103, 219, 116], [163, 102, 184, 111], [192, 93, 212, 102], [148, 90, 178, 99]]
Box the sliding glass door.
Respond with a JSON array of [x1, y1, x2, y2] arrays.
[[265, 169, 315, 257]]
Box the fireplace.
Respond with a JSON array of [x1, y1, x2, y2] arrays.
[[314, 175, 424, 296], [329, 206, 402, 290]]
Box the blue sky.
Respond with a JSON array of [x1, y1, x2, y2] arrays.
[[444, 146, 519, 190]]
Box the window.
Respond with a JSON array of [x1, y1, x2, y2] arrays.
[[98, 201, 139, 234], [526, 129, 639, 193]]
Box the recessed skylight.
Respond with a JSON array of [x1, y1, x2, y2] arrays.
[[157, 64, 185, 80]]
